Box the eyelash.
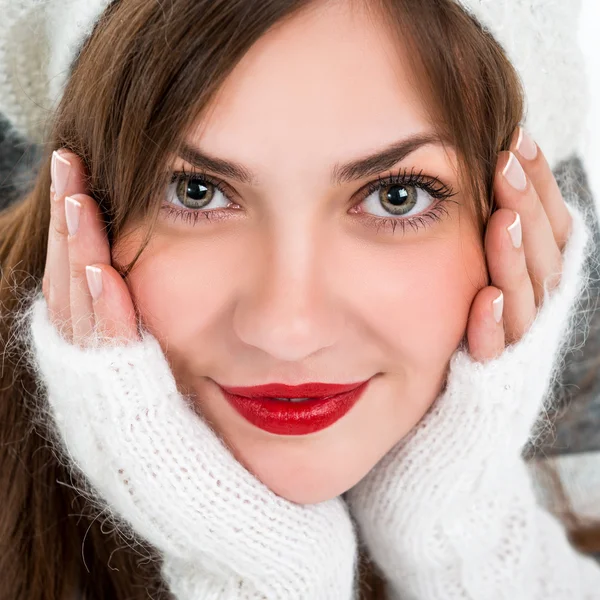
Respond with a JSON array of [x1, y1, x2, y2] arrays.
[[161, 166, 458, 235]]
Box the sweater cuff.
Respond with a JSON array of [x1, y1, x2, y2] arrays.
[[443, 201, 591, 456]]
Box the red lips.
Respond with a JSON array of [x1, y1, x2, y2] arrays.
[[217, 379, 373, 435], [220, 381, 366, 399]]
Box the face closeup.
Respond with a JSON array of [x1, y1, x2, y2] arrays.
[[113, 0, 487, 503]]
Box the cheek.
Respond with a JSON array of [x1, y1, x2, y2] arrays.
[[345, 217, 486, 381], [384, 235, 484, 368], [111, 231, 239, 379]]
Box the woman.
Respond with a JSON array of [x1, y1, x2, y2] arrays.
[[0, 0, 599, 598]]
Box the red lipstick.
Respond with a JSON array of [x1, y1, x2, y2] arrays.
[[217, 379, 372, 435]]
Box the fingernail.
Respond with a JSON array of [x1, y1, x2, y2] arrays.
[[516, 127, 538, 161], [51, 150, 72, 199], [65, 196, 81, 236], [86, 266, 103, 301], [507, 212, 522, 249], [493, 291, 504, 324], [502, 152, 527, 192]]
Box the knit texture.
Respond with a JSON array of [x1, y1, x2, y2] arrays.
[[344, 203, 600, 599], [25, 300, 358, 600], [0, 0, 589, 171]]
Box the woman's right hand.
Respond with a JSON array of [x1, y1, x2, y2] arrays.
[[34, 149, 358, 600], [44, 150, 139, 345]]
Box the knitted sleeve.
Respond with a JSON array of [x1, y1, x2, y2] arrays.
[[345, 203, 600, 599]]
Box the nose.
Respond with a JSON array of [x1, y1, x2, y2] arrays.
[[232, 224, 344, 362]]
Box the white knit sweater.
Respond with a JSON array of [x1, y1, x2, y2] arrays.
[[2, 0, 599, 596], [24, 201, 600, 599]]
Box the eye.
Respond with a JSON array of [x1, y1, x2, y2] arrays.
[[361, 182, 433, 219], [350, 170, 457, 235], [166, 173, 232, 211]]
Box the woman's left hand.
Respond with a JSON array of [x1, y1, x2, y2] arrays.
[[468, 126, 573, 360]]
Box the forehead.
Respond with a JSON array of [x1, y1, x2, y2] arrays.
[[188, 1, 433, 179]]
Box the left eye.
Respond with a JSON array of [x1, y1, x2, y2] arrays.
[[361, 183, 434, 218], [166, 175, 230, 210]]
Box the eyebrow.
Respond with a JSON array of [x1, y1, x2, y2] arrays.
[[177, 132, 446, 187]]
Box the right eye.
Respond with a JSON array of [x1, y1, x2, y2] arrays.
[[166, 173, 232, 211]]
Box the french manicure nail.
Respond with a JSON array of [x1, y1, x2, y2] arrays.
[[65, 196, 81, 236], [502, 152, 527, 192], [507, 212, 522, 249], [86, 266, 103, 301], [516, 127, 538, 161], [493, 291, 504, 324], [51, 150, 72, 199]]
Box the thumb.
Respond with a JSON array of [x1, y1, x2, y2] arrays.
[[466, 286, 506, 363], [86, 264, 139, 342]]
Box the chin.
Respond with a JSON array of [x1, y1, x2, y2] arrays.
[[242, 455, 363, 504], [218, 423, 398, 504]]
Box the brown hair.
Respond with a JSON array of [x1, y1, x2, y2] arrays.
[[0, 1, 589, 599]]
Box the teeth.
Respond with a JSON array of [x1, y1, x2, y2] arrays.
[[273, 397, 311, 402]]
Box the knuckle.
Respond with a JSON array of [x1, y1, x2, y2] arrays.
[[498, 261, 529, 293], [513, 266, 532, 291], [51, 216, 68, 238], [520, 191, 545, 222], [69, 263, 88, 284]]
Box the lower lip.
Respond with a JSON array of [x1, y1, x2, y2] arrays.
[[219, 380, 372, 435]]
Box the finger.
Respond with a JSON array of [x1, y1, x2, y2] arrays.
[[512, 127, 572, 250], [86, 264, 140, 342], [494, 151, 562, 306], [44, 179, 72, 338], [52, 149, 90, 203], [467, 287, 506, 363], [66, 194, 111, 345], [485, 208, 537, 344], [44, 150, 94, 338]]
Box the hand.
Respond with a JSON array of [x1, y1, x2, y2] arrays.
[[468, 127, 573, 361], [37, 149, 357, 599], [43, 151, 138, 345]]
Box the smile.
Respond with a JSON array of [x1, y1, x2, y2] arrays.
[[216, 379, 373, 435]]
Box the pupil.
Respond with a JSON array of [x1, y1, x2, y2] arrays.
[[387, 186, 409, 205], [187, 179, 208, 201]]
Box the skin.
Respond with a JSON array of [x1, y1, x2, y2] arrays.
[[43, 1, 571, 504]]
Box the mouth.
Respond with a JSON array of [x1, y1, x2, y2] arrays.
[[215, 379, 373, 435], [219, 381, 367, 401]]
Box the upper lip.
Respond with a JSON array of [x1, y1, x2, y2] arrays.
[[219, 380, 369, 399]]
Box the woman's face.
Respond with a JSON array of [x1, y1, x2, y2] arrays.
[[114, 1, 487, 503]]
